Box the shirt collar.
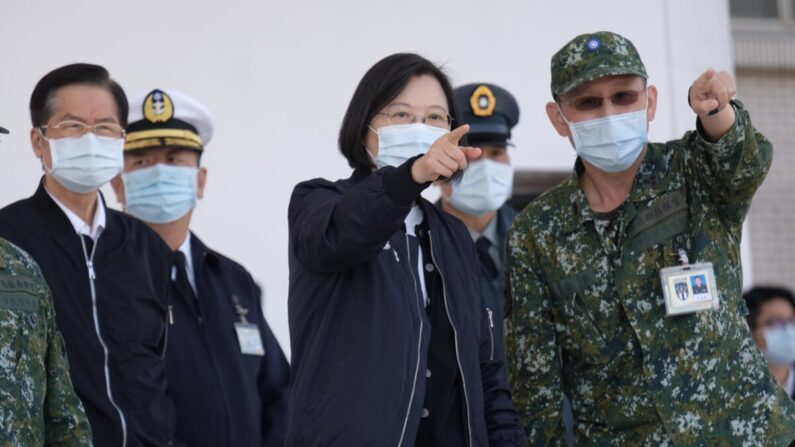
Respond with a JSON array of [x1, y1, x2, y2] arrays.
[[44, 186, 106, 240], [468, 214, 499, 246], [177, 232, 197, 293]]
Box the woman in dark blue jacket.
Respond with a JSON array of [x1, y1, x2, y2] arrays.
[[287, 53, 525, 447]]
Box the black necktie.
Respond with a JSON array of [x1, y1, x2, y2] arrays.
[[173, 251, 196, 303], [476, 236, 499, 280]]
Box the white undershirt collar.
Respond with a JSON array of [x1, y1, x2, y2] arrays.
[[45, 186, 106, 240], [177, 232, 197, 294]]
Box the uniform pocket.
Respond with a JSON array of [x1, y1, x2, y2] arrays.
[[550, 269, 609, 365]]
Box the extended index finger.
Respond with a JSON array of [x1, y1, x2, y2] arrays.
[[445, 124, 470, 144]]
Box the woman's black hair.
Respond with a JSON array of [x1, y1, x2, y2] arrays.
[[338, 53, 461, 171]]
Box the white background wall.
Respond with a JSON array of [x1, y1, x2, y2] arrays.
[[0, 0, 736, 357]]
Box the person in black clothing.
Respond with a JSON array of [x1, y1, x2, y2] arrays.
[[287, 53, 525, 446], [438, 82, 520, 362], [0, 63, 176, 446], [110, 88, 290, 447], [692, 275, 709, 294]]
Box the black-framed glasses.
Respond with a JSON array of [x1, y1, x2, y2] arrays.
[[375, 104, 453, 129], [40, 120, 125, 139], [563, 89, 647, 112]]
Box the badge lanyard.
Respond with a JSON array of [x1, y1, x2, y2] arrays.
[[231, 295, 265, 356]]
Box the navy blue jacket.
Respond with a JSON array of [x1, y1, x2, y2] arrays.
[[0, 180, 175, 446], [287, 160, 525, 446], [167, 233, 290, 447], [486, 205, 517, 364]]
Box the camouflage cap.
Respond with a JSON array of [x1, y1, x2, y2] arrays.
[[550, 31, 647, 98]]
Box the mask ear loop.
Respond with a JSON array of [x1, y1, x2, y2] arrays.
[[37, 128, 55, 174], [556, 102, 573, 125], [364, 125, 379, 166]]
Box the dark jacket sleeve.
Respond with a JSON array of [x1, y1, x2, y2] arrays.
[[252, 281, 290, 447], [478, 273, 527, 446], [288, 159, 427, 273]]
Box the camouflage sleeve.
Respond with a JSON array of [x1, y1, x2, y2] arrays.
[[40, 280, 93, 446], [504, 223, 566, 446], [686, 100, 772, 227]]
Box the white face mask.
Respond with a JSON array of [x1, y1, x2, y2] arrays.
[[448, 159, 513, 216], [44, 133, 124, 193], [370, 123, 448, 169], [560, 91, 649, 173], [763, 324, 795, 365]]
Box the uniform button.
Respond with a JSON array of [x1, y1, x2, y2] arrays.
[[426, 369, 432, 378], [422, 408, 430, 418], [425, 264, 435, 273]]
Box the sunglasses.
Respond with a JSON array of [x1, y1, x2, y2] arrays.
[[564, 89, 647, 112]]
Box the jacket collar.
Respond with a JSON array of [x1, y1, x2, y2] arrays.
[[31, 177, 117, 239], [189, 231, 218, 270], [29, 177, 124, 273]]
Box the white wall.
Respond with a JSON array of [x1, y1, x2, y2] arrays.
[[0, 0, 735, 356]]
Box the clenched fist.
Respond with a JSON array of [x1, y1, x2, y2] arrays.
[[689, 69, 737, 142]]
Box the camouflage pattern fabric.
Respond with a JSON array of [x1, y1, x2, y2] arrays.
[[505, 102, 795, 446], [551, 31, 648, 98], [0, 238, 91, 446]]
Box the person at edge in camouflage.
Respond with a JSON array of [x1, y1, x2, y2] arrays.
[[0, 234, 92, 445], [505, 31, 795, 446]]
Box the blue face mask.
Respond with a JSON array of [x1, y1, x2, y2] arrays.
[[448, 159, 514, 216], [560, 96, 649, 173], [763, 324, 795, 365], [122, 164, 198, 224], [370, 123, 448, 169]]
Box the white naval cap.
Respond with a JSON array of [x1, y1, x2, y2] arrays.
[[125, 88, 213, 152]]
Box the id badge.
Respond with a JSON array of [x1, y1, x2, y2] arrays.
[[235, 323, 265, 356], [659, 262, 718, 316]]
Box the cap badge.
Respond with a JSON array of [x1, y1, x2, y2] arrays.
[[143, 89, 175, 123], [587, 38, 600, 51], [470, 85, 496, 117]]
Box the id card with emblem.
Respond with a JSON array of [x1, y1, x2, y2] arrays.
[[660, 262, 718, 316], [235, 322, 265, 356]]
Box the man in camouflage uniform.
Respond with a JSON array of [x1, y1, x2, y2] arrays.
[[0, 124, 90, 445], [505, 31, 795, 445], [0, 236, 92, 446]]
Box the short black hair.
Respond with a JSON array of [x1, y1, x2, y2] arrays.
[[30, 63, 129, 128], [743, 286, 795, 330], [338, 53, 461, 171]]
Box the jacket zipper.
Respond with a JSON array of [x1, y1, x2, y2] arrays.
[[428, 230, 473, 447], [80, 235, 128, 447], [397, 235, 424, 447], [486, 307, 495, 362]]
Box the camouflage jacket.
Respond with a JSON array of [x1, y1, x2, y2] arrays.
[[505, 102, 795, 446], [0, 238, 91, 446]]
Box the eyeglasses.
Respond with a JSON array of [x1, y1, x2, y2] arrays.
[[40, 120, 125, 139], [375, 104, 452, 129], [562, 89, 647, 112]]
